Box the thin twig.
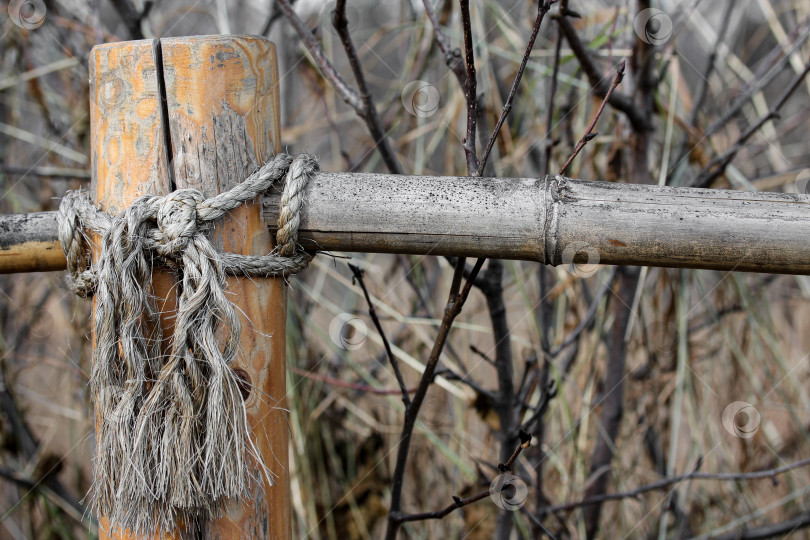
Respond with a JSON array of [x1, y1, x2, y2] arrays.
[[275, 0, 402, 174], [397, 490, 491, 522], [482, 272, 516, 538], [275, 0, 362, 110], [348, 263, 411, 405], [434, 367, 496, 399], [699, 18, 810, 144], [543, 26, 564, 176], [477, 0, 554, 176], [582, 266, 640, 537], [540, 455, 810, 515], [395, 431, 531, 523], [289, 366, 416, 396], [549, 267, 617, 356], [0, 465, 89, 528], [666, 0, 734, 185], [260, 0, 295, 36], [459, 0, 479, 174], [501, 429, 532, 470], [519, 379, 558, 432], [0, 365, 89, 527], [707, 512, 810, 540], [687, 0, 734, 130], [469, 344, 495, 366], [668, 19, 810, 185], [558, 61, 625, 175], [520, 507, 561, 539], [421, 0, 466, 88]]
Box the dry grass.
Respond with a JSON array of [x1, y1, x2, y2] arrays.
[[1, 0, 810, 538]]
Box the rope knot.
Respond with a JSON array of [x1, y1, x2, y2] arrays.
[[154, 189, 205, 258]]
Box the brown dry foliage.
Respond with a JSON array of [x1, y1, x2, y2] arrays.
[[1, 0, 810, 539]]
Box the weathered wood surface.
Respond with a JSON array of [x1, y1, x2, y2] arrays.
[[543, 177, 810, 273], [263, 172, 545, 261], [5, 173, 810, 275], [263, 172, 810, 274], [160, 34, 289, 539], [89, 38, 176, 540]]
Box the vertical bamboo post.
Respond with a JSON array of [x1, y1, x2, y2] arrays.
[[89, 35, 289, 539]]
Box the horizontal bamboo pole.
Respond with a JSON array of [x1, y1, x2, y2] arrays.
[[264, 172, 810, 274], [0, 211, 65, 272], [3, 173, 810, 274]]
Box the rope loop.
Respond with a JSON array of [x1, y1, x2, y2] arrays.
[[58, 152, 317, 294]]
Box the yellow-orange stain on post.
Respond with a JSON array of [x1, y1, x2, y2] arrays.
[[91, 41, 170, 213], [134, 99, 157, 120]]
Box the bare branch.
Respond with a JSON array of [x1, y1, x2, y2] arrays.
[[459, 0, 479, 175], [0, 465, 88, 528], [666, 0, 734, 185], [477, 0, 554, 176], [394, 431, 531, 524], [549, 267, 617, 357], [421, 0, 466, 89], [289, 366, 416, 396], [582, 266, 639, 537], [275, 0, 362, 110], [543, 26, 564, 176], [385, 257, 486, 540], [540, 456, 810, 516], [434, 367, 496, 399], [558, 61, 625, 175], [275, 0, 403, 174], [708, 512, 810, 540], [397, 490, 491, 523], [333, 0, 403, 174], [699, 20, 810, 145], [260, 0, 294, 36], [348, 262, 410, 406], [0, 366, 89, 527]]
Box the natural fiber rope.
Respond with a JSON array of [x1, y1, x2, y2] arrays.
[[56, 152, 318, 536]]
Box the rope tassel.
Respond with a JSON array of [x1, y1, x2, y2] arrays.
[[57, 153, 318, 536]]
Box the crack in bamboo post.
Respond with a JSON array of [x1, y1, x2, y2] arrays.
[[88, 35, 289, 539]]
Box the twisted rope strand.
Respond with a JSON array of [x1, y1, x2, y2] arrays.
[[57, 153, 317, 536]]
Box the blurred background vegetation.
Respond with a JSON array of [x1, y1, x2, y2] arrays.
[[1, 0, 810, 538]]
